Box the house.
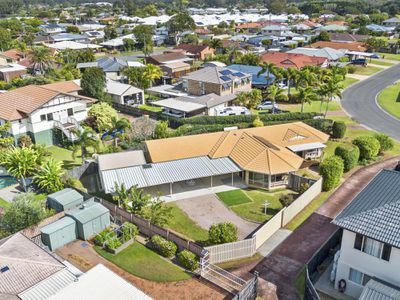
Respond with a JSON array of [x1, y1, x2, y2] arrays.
[[181, 67, 252, 96], [235, 22, 263, 33], [98, 122, 328, 195], [288, 47, 346, 61], [100, 33, 135, 50], [76, 56, 144, 81], [49, 33, 89, 43], [329, 33, 369, 43], [174, 44, 215, 60], [0, 48, 26, 64], [46, 41, 102, 51], [366, 24, 394, 33], [39, 23, 66, 34], [260, 52, 328, 69], [84, 30, 105, 41], [382, 17, 400, 27], [146, 52, 193, 78], [315, 24, 349, 32], [195, 28, 215, 40], [309, 41, 367, 52], [0, 64, 27, 82], [0, 84, 96, 145], [331, 169, 400, 299], [261, 24, 292, 36], [228, 64, 275, 87]]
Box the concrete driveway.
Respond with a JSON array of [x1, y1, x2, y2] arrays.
[[342, 64, 400, 140], [174, 194, 258, 239]]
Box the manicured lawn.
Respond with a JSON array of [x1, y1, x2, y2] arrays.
[[323, 140, 348, 158], [139, 104, 162, 113], [342, 77, 359, 89], [0, 197, 10, 209], [95, 243, 192, 282], [370, 59, 395, 67], [377, 82, 400, 119], [377, 52, 400, 61], [217, 188, 296, 223], [352, 65, 383, 76], [47, 146, 81, 169], [217, 253, 263, 269], [295, 267, 306, 299], [165, 203, 209, 243], [280, 100, 341, 113], [216, 189, 252, 206]]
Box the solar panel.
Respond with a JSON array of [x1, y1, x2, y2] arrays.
[[220, 76, 231, 81], [219, 69, 232, 76], [233, 72, 245, 78]]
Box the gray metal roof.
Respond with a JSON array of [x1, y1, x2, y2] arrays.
[[101, 156, 242, 193], [332, 169, 400, 248], [41, 217, 76, 234], [66, 202, 109, 224], [48, 189, 83, 206], [359, 280, 400, 300]]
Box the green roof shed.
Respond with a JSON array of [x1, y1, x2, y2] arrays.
[[66, 202, 110, 240], [47, 188, 84, 212], [41, 217, 77, 251]]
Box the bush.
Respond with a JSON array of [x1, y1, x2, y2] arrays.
[[279, 194, 295, 207], [335, 145, 360, 172], [299, 183, 310, 194], [151, 235, 178, 258], [94, 228, 113, 246], [347, 65, 356, 74], [374, 133, 394, 153], [319, 156, 344, 191], [304, 119, 334, 134], [177, 250, 199, 271], [208, 222, 238, 245], [252, 116, 264, 127], [121, 222, 138, 241], [106, 237, 122, 250], [353, 136, 380, 160], [65, 177, 87, 193], [332, 121, 347, 139]]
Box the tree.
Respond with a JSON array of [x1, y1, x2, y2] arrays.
[[81, 67, 106, 100], [335, 145, 360, 172], [353, 136, 381, 160], [154, 121, 170, 139], [297, 86, 318, 113], [142, 64, 163, 88], [181, 34, 199, 45], [0, 28, 13, 51], [374, 133, 394, 153], [123, 66, 146, 88], [114, 184, 151, 214], [71, 127, 100, 163], [266, 84, 285, 113], [0, 122, 14, 148], [167, 12, 196, 45], [66, 25, 80, 33], [258, 62, 277, 85], [208, 38, 223, 52], [235, 89, 262, 109], [110, 117, 131, 146], [34, 158, 64, 193], [2, 193, 46, 233], [104, 26, 118, 40], [282, 67, 298, 97], [318, 31, 330, 41], [227, 45, 241, 64], [143, 197, 172, 227], [320, 77, 342, 117], [208, 222, 238, 245], [332, 121, 347, 139], [365, 37, 387, 52], [319, 156, 344, 191], [123, 38, 135, 52], [133, 25, 154, 57], [30, 46, 52, 75], [88, 102, 118, 133], [234, 53, 260, 66], [267, 0, 287, 14]]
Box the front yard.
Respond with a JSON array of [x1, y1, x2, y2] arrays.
[[95, 242, 192, 282], [377, 82, 400, 119], [217, 188, 297, 223], [279, 100, 341, 113], [352, 65, 383, 76]]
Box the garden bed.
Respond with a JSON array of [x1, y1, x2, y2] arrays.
[[105, 237, 135, 255]]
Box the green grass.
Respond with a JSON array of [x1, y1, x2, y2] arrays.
[[216, 189, 252, 206], [139, 104, 162, 113], [46, 146, 81, 170], [370, 59, 395, 67], [377, 52, 400, 61], [377, 82, 400, 119], [342, 77, 359, 89], [217, 253, 263, 269], [95, 243, 192, 282], [295, 267, 306, 300], [279, 100, 341, 113], [353, 65, 383, 76], [165, 203, 209, 243], [323, 140, 348, 158], [0, 197, 10, 209], [217, 188, 295, 223]]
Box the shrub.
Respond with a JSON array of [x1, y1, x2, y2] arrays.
[[252, 116, 264, 127], [319, 156, 344, 191], [352, 136, 380, 160], [121, 222, 138, 241], [18, 135, 33, 147], [208, 222, 238, 245], [151, 235, 178, 258], [106, 237, 122, 250], [65, 177, 87, 193], [177, 250, 199, 271], [332, 121, 347, 139], [304, 119, 334, 134], [335, 145, 360, 172], [94, 228, 113, 246], [374, 133, 394, 153], [298, 182, 310, 194], [347, 65, 356, 74], [279, 194, 295, 207]]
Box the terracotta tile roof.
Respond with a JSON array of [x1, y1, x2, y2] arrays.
[[148, 52, 190, 64], [175, 44, 213, 55], [144, 122, 329, 175], [260, 52, 327, 69], [43, 81, 82, 93], [309, 41, 367, 52], [235, 22, 263, 29], [0, 84, 95, 121], [1, 49, 25, 61]]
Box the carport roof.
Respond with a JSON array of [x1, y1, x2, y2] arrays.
[[100, 156, 241, 193]]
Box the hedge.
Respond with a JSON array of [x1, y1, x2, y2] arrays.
[[177, 250, 199, 271], [151, 235, 178, 258], [332, 121, 347, 139], [303, 118, 334, 134], [352, 136, 380, 160], [374, 133, 394, 153], [319, 156, 344, 191], [335, 145, 360, 172], [208, 222, 238, 245]]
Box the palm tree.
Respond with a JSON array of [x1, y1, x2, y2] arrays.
[[34, 158, 64, 193], [110, 117, 131, 146], [297, 86, 318, 113], [258, 62, 277, 85], [72, 127, 100, 164], [266, 84, 285, 113], [284, 67, 299, 97], [30, 46, 52, 75], [209, 38, 223, 52], [142, 64, 163, 88], [227, 45, 241, 64], [322, 77, 343, 117]]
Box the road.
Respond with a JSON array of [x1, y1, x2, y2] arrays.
[[341, 64, 400, 140]]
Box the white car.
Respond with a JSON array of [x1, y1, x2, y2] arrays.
[[256, 101, 279, 110], [215, 106, 251, 116], [278, 82, 288, 89]]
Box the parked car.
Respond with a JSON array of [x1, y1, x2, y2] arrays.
[[277, 82, 288, 89], [256, 101, 279, 110], [259, 108, 289, 115], [351, 58, 367, 66], [215, 106, 250, 116], [370, 53, 380, 59]]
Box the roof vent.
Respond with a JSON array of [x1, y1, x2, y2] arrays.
[[80, 203, 86, 210], [0, 266, 9, 273], [143, 164, 152, 169]]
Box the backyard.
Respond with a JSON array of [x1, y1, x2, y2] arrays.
[[377, 82, 400, 119], [46, 146, 81, 169], [216, 188, 297, 223], [95, 242, 192, 282]]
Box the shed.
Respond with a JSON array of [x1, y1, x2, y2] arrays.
[[41, 217, 77, 251], [66, 202, 110, 240], [47, 188, 84, 212]]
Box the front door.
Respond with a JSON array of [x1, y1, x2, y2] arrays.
[[54, 110, 69, 124]]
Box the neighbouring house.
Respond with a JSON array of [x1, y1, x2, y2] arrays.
[[181, 67, 252, 96], [76, 56, 144, 81], [315, 24, 349, 32], [287, 47, 346, 62], [383, 17, 400, 27], [174, 44, 215, 60], [0, 84, 96, 145], [261, 24, 292, 36], [195, 28, 215, 40], [146, 52, 193, 78], [84, 30, 105, 41], [0, 48, 26, 65], [235, 22, 263, 33], [46, 41, 102, 51], [0, 64, 27, 82], [260, 52, 328, 69], [100, 33, 135, 50], [329, 33, 369, 43], [98, 122, 328, 195], [39, 23, 66, 34], [49, 33, 89, 43], [309, 41, 367, 52], [228, 64, 275, 87], [332, 169, 400, 299]]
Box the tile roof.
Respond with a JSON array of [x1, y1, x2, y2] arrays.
[[332, 169, 400, 248], [309, 41, 367, 52], [182, 67, 251, 84], [1, 49, 24, 61], [288, 47, 345, 61], [330, 33, 369, 43], [260, 52, 327, 69], [174, 44, 212, 54], [43, 81, 82, 93], [148, 52, 191, 64]]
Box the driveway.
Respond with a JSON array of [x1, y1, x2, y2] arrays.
[[174, 194, 258, 239], [342, 63, 400, 140], [252, 156, 400, 299]]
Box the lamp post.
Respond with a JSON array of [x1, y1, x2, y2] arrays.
[[264, 200, 270, 215]]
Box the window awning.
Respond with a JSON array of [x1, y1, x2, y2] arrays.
[[287, 142, 326, 152]]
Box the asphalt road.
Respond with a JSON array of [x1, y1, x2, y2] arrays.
[[341, 64, 400, 140]]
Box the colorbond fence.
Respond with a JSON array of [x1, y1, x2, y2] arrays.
[[252, 209, 285, 249]]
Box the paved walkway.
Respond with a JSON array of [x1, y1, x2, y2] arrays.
[[251, 156, 400, 300], [175, 194, 258, 239], [257, 229, 292, 257]]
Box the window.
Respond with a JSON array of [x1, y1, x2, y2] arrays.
[[40, 114, 46, 121], [47, 113, 53, 121], [353, 234, 391, 261], [67, 108, 73, 116], [348, 268, 372, 286]]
